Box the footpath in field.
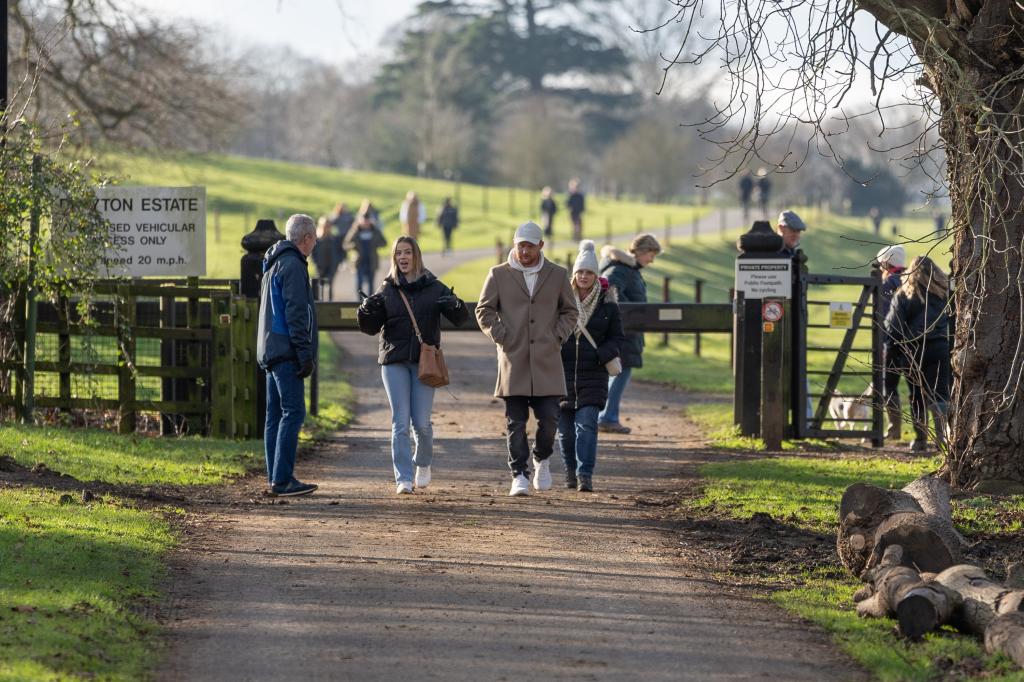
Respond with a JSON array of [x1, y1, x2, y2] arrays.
[[330, 207, 748, 301], [159, 327, 865, 681]]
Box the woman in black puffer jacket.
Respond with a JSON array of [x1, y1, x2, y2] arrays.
[[356, 236, 468, 494], [884, 256, 951, 453], [558, 241, 624, 492]]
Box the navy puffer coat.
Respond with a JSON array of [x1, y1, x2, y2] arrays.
[[599, 247, 646, 368], [559, 282, 624, 410]]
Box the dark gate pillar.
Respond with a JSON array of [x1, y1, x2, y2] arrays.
[[240, 219, 285, 435], [733, 221, 785, 436]]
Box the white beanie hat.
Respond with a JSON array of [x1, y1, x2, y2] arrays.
[[875, 244, 906, 269], [573, 240, 599, 275]]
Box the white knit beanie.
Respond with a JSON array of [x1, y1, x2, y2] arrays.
[[573, 240, 599, 275]]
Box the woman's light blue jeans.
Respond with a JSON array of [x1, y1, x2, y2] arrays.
[[598, 367, 633, 425], [558, 405, 600, 477], [381, 362, 435, 484]]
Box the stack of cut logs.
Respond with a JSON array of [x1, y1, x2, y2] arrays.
[[837, 476, 1024, 667]]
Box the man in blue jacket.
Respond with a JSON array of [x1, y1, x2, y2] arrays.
[[257, 214, 320, 497]]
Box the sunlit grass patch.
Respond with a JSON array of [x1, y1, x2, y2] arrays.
[[771, 568, 1021, 682], [0, 487, 175, 681], [302, 332, 354, 440], [687, 455, 937, 532], [0, 426, 260, 486]]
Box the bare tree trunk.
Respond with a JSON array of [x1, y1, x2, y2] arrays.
[[936, 41, 1024, 494]]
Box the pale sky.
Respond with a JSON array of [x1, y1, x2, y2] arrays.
[[129, 0, 421, 66]]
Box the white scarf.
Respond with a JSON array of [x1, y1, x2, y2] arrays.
[[507, 249, 546, 296]]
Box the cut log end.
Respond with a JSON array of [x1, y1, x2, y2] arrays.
[[897, 594, 940, 640]]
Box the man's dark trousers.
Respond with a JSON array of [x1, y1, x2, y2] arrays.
[[265, 359, 306, 486], [504, 396, 560, 477]]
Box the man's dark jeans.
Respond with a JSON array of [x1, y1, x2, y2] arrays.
[[504, 396, 560, 477], [265, 359, 306, 486]]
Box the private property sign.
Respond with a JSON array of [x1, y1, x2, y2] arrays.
[[735, 259, 792, 299], [96, 186, 206, 276]]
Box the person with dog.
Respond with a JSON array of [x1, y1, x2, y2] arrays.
[[356, 236, 468, 494], [884, 256, 952, 452], [258, 214, 320, 497], [558, 240, 624, 492], [597, 233, 661, 434], [476, 221, 578, 497], [876, 244, 908, 441]]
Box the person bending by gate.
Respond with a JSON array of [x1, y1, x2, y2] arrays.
[[257, 214, 319, 497], [558, 240, 624, 492], [875, 244, 907, 441], [476, 221, 578, 497], [883, 256, 952, 452], [357, 236, 467, 494], [597, 233, 661, 434]]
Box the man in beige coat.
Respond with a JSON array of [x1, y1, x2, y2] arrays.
[[477, 221, 578, 496]]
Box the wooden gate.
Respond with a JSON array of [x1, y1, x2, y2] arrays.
[[791, 268, 884, 444], [2, 278, 259, 438]]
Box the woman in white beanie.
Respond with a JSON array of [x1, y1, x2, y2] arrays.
[[557, 240, 625, 491]]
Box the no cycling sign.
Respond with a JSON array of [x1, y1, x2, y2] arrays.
[[95, 186, 206, 276]]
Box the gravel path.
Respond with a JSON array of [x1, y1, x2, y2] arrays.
[[158, 326, 865, 681]]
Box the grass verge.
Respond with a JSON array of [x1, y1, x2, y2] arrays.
[[682, 403, 1024, 680], [0, 487, 176, 681], [303, 332, 355, 440], [0, 333, 355, 679], [0, 427, 260, 486]]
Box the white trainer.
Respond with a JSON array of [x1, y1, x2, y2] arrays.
[[509, 474, 530, 497], [532, 458, 552, 491], [396, 481, 414, 495], [414, 466, 432, 489]]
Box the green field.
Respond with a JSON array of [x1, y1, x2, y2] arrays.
[[98, 150, 708, 278]]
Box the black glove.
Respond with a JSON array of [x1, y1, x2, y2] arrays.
[[296, 359, 315, 379], [360, 293, 385, 314], [436, 289, 461, 313]]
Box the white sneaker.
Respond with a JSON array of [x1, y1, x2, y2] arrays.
[[414, 466, 431, 489], [532, 458, 552, 491], [396, 481, 413, 495], [509, 474, 530, 497]]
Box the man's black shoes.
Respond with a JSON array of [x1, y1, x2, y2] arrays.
[[269, 478, 318, 497]]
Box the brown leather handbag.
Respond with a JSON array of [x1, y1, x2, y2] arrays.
[[397, 290, 449, 388]]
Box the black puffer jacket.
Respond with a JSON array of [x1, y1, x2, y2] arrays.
[[356, 271, 468, 365], [600, 247, 647, 368], [560, 283, 624, 410], [884, 289, 950, 352]]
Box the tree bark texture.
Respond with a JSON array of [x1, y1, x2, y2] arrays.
[[929, 4, 1024, 492], [858, 0, 1024, 491], [837, 477, 962, 577]]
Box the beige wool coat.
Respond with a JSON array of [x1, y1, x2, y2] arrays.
[[476, 259, 578, 397]]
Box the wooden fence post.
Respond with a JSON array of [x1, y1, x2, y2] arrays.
[[185, 276, 201, 434], [58, 294, 71, 411], [661, 276, 671, 347], [230, 291, 259, 439], [22, 155, 42, 424], [117, 283, 137, 434], [694, 279, 704, 357], [210, 294, 234, 438]]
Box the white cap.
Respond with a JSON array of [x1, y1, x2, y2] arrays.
[[573, 240, 599, 275], [875, 244, 906, 269], [513, 221, 543, 245]]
